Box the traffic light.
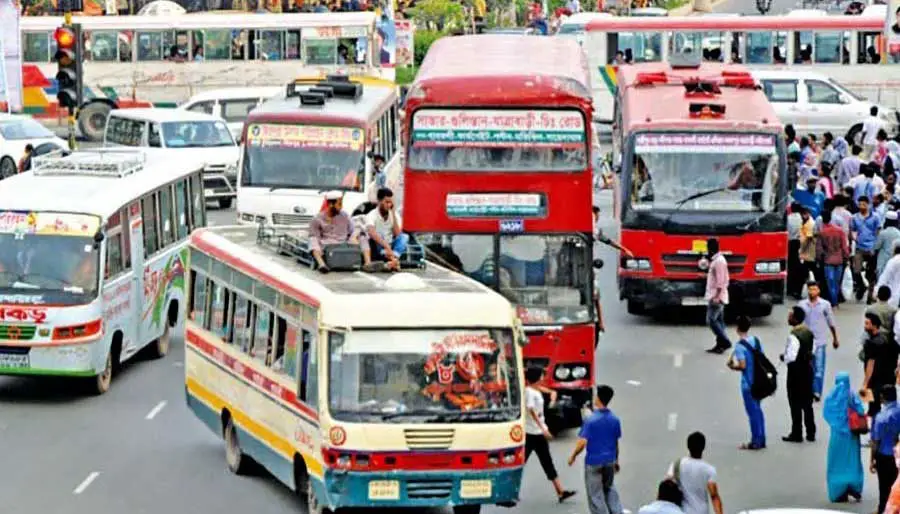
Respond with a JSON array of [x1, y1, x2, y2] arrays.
[[54, 24, 83, 113]]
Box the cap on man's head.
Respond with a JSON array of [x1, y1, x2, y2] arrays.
[[324, 190, 343, 201]]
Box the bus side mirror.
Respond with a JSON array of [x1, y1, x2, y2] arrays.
[[593, 258, 604, 269], [94, 231, 105, 244]]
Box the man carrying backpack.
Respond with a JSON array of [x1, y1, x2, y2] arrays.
[[666, 432, 724, 514], [727, 316, 771, 450]]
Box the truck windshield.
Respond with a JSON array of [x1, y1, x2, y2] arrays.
[[328, 329, 521, 423], [629, 133, 780, 212], [418, 233, 593, 325], [407, 108, 588, 172], [241, 123, 365, 190], [0, 233, 99, 304]]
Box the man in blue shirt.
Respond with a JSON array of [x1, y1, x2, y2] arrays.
[[727, 316, 766, 450], [851, 195, 881, 303], [871, 385, 900, 514], [568, 385, 623, 514]]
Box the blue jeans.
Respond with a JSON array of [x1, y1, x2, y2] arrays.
[[706, 302, 731, 348], [370, 233, 409, 260], [813, 345, 826, 397], [823, 264, 842, 305], [742, 387, 766, 447]]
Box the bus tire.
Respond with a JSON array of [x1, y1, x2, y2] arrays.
[[626, 300, 645, 316], [223, 416, 253, 475], [0, 157, 16, 179], [453, 506, 482, 514], [218, 197, 233, 209], [77, 102, 113, 142], [89, 351, 113, 395], [149, 321, 171, 359]]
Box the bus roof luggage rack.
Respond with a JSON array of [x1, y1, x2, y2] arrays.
[[256, 223, 426, 271], [31, 148, 146, 178]]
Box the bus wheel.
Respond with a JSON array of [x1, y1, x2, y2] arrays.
[[0, 157, 16, 179], [224, 417, 252, 475], [453, 506, 482, 514], [218, 197, 233, 209], [89, 352, 113, 395], [77, 102, 112, 142], [626, 300, 645, 316], [149, 322, 170, 359]]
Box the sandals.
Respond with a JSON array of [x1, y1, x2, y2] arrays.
[[558, 490, 576, 503], [739, 442, 764, 450]]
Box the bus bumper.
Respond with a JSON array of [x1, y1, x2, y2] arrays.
[[620, 277, 784, 309], [0, 343, 98, 377], [320, 467, 523, 510]]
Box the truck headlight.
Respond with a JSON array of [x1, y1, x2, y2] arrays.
[[555, 366, 571, 380], [624, 258, 651, 271], [225, 163, 238, 177], [571, 365, 588, 379]]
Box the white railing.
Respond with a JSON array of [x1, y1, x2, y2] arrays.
[[32, 148, 147, 178]]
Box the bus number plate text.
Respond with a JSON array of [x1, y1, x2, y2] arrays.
[[0, 353, 29, 369], [460, 479, 492, 499], [368, 480, 400, 500]]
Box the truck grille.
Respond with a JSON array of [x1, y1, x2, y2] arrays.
[[661, 253, 746, 274], [272, 213, 313, 226], [0, 325, 36, 341], [406, 479, 453, 499], [404, 428, 454, 450]]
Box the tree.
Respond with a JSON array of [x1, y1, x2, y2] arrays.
[[407, 0, 465, 31]]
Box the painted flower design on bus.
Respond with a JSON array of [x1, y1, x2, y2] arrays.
[[142, 249, 187, 328]]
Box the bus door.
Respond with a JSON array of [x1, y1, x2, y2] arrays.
[[127, 200, 146, 355]]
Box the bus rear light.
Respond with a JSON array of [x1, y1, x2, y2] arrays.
[[634, 72, 668, 86], [321, 448, 371, 470], [53, 319, 102, 341]]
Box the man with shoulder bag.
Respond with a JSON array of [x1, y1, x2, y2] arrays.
[[666, 432, 724, 514]]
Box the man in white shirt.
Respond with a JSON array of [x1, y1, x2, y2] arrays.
[[862, 106, 885, 159], [666, 432, 723, 514], [364, 187, 409, 272], [523, 367, 576, 502]]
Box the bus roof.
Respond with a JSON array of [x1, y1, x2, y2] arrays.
[[109, 107, 225, 123], [20, 12, 377, 31], [0, 150, 204, 220], [248, 82, 397, 127], [617, 62, 780, 133], [410, 35, 592, 106], [584, 12, 883, 31], [190, 226, 515, 329]]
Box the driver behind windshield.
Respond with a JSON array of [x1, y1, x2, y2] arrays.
[[0, 235, 97, 294]]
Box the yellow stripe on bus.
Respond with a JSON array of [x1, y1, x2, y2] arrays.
[[186, 376, 324, 478]]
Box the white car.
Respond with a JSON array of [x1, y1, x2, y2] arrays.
[[0, 114, 68, 179], [178, 87, 283, 140]]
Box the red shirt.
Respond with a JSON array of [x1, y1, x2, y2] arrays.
[[816, 222, 850, 266]]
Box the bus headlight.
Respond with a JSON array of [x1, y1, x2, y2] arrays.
[[555, 366, 571, 380], [754, 261, 781, 274], [571, 365, 588, 379]]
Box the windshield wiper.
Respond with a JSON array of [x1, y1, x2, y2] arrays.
[[660, 187, 727, 234], [379, 409, 450, 421]]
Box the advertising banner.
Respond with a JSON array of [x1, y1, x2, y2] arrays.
[[446, 193, 546, 218], [634, 133, 777, 154], [246, 124, 365, 151], [412, 109, 586, 148]]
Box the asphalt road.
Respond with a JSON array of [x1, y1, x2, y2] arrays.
[[0, 186, 885, 514]]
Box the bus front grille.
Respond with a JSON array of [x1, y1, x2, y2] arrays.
[[404, 428, 454, 450], [0, 325, 37, 341], [272, 213, 313, 226], [661, 254, 746, 274], [405, 479, 453, 499]]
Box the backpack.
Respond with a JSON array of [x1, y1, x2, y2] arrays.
[[739, 337, 778, 400]]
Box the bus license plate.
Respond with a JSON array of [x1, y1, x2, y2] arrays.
[[691, 240, 708, 254], [460, 479, 492, 499], [681, 297, 706, 306], [0, 353, 29, 369], [368, 480, 400, 500]]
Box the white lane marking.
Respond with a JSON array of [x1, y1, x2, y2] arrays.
[[673, 354, 683, 368], [667, 413, 678, 431], [73, 472, 100, 495], [626, 380, 641, 386], [145, 400, 168, 420]]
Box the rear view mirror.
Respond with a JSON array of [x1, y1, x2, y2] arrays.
[[593, 259, 604, 269], [94, 231, 105, 243]]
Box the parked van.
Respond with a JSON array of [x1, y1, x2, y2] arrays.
[[102, 108, 240, 208], [753, 70, 900, 143], [179, 87, 282, 139]]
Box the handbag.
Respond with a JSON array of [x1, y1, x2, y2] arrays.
[[849, 407, 869, 435]]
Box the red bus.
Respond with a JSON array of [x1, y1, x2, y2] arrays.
[[612, 62, 787, 317], [402, 34, 599, 430]]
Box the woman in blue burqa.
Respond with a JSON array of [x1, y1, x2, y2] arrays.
[[824, 372, 865, 502]]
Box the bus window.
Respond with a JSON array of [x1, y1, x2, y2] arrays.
[[305, 39, 336, 65], [744, 32, 773, 64], [251, 307, 273, 365], [857, 31, 882, 63], [120, 207, 131, 270], [136, 32, 164, 61], [91, 31, 119, 62], [164, 30, 189, 60], [174, 180, 189, 240], [158, 186, 175, 247], [793, 30, 813, 63], [339, 37, 366, 64], [118, 31, 134, 62], [203, 30, 231, 60], [190, 173, 205, 229], [614, 32, 662, 62], [23, 32, 50, 63], [276, 321, 299, 379], [286, 30, 301, 59], [305, 329, 318, 406], [142, 193, 160, 256], [105, 231, 125, 279], [232, 295, 251, 351], [189, 271, 209, 326], [257, 30, 284, 60], [814, 32, 847, 64], [209, 282, 230, 337]]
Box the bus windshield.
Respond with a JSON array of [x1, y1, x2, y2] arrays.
[[241, 123, 366, 190], [329, 329, 521, 423], [419, 234, 593, 325], [407, 108, 588, 172], [629, 133, 780, 212], [0, 233, 99, 303]]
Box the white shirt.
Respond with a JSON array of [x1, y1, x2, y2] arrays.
[[783, 334, 800, 364], [524, 386, 547, 435], [849, 173, 885, 192], [863, 115, 885, 146], [365, 208, 398, 246], [893, 309, 900, 346], [877, 255, 900, 307]]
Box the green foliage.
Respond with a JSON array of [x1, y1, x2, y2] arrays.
[[407, 0, 466, 30], [396, 66, 420, 85], [413, 29, 448, 67]]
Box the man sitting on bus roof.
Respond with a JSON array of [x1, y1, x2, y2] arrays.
[[309, 191, 371, 273], [364, 187, 409, 272]]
